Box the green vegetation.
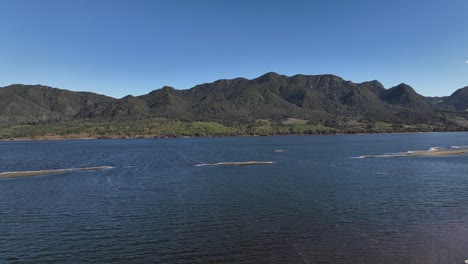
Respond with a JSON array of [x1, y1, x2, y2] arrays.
[[0, 119, 239, 139], [372, 122, 394, 133], [1, 73, 468, 140], [0, 118, 466, 140]]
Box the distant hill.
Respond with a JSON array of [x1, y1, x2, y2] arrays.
[[76, 72, 445, 124], [0, 84, 113, 127], [380, 83, 432, 109], [437, 86, 468, 112], [1, 73, 467, 137]]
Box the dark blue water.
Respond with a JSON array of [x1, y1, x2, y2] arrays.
[[1, 133, 468, 264]]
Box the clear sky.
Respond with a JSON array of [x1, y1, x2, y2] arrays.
[[0, 0, 467, 98]]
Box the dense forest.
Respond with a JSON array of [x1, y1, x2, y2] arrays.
[[1, 73, 467, 140]]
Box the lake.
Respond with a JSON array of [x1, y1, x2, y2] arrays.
[[1, 133, 468, 263]]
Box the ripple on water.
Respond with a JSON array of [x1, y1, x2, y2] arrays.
[[1, 136, 468, 263]]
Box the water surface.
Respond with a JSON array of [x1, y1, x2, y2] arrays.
[[1, 133, 468, 263]]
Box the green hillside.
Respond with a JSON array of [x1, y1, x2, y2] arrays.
[[1, 73, 467, 139]]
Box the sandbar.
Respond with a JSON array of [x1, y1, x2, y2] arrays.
[[356, 147, 468, 158], [0, 166, 113, 178], [195, 161, 274, 167]]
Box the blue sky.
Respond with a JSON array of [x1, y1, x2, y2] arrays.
[[0, 0, 467, 98]]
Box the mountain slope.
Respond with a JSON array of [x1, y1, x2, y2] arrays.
[[380, 83, 432, 110], [437, 86, 468, 111], [105, 73, 438, 125], [1, 73, 467, 133], [0, 84, 113, 127]]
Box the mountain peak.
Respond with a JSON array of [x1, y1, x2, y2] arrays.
[[395, 83, 413, 89], [359, 80, 384, 88], [261, 71, 281, 78], [438, 86, 468, 111], [452, 86, 468, 96], [255, 72, 284, 82], [381, 83, 430, 109], [161, 86, 175, 90]]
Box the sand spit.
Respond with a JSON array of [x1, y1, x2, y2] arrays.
[[195, 161, 274, 167], [0, 166, 114, 179], [355, 147, 468, 159]]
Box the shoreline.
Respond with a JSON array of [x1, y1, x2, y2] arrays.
[[1, 131, 467, 142]]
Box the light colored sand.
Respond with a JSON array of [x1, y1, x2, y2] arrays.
[[0, 166, 113, 178], [195, 161, 274, 167], [356, 147, 468, 158], [410, 149, 468, 156]]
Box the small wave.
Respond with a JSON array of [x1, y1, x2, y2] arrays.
[[375, 171, 389, 175], [452, 146, 468, 149], [195, 161, 274, 167], [0, 166, 114, 179]]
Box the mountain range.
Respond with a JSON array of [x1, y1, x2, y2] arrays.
[[1, 72, 467, 137]]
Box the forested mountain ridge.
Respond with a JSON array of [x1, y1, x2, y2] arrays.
[[74, 72, 459, 123], [1, 73, 467, 138], [436, 86, 468, 112], [0, 84, 113, 126]]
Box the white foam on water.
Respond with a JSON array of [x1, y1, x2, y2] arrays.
[[428, 147, 442, 152], [195, 163, 211, 167]]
